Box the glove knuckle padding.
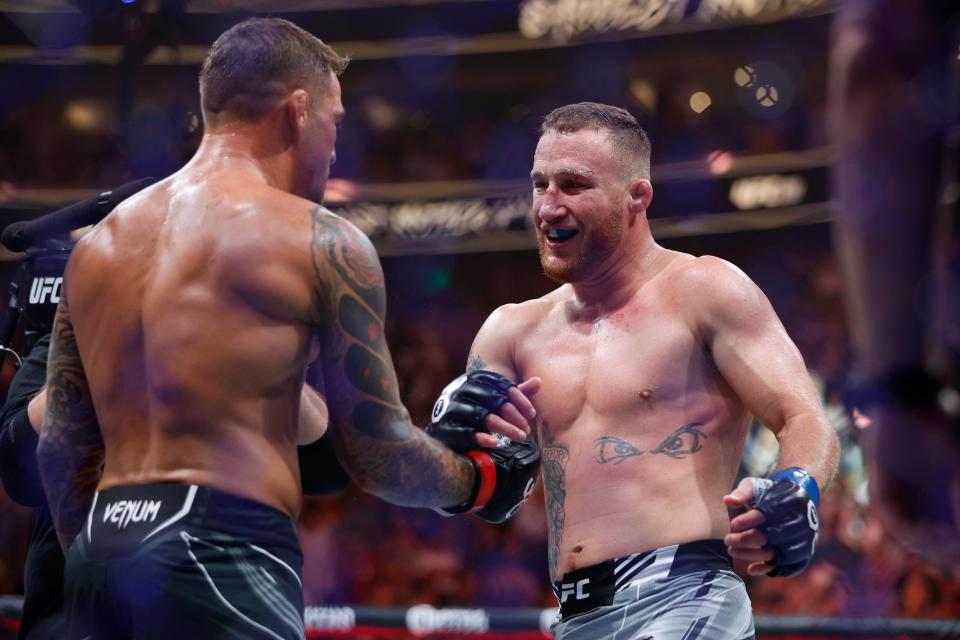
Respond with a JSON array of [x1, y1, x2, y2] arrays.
[[475, 440, 541, 524], [754, 480, 819, 577], [427, 370, 517, 454]]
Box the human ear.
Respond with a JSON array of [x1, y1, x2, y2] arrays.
[[629, 178, 653, 213]]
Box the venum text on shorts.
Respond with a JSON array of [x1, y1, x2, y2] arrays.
[[102, 499, 162, 529]]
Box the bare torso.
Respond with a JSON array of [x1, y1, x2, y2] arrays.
[[66, 167, 324, 516], [494, 251, 752, 578]]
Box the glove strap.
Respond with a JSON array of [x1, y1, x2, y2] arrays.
[[468, 450, 497, 512], [770, 467, 820, 508]]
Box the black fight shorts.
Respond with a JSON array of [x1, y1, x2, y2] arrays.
[[64, 483, 304, 640]]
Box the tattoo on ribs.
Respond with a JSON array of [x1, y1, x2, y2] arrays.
[[38, 297, 103, 548], [594, 436, 643, 464], [540, 422, 569, 581], [650, 423, 707, 459], [590, 424, 708, 466]]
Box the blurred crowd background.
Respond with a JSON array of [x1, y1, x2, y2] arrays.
[[0, 0, 958, 630]]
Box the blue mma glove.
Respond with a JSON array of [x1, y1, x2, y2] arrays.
[[750, 467, 820, 577], [426, 370, 516, 453]]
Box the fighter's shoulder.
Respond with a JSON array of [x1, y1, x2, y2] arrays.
[[481, 288, 562, 336], [669, 255, 771, 334], [668, 254, 759, 302]]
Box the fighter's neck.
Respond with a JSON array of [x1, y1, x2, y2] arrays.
[[568, 238, 666, 313], [190, 131, 298, 194]]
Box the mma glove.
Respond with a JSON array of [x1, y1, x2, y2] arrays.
[[750, 467, 820, 577], [438, 436, 540, 524], [426, 370, 517, 453], [426, 370, 540, 523]]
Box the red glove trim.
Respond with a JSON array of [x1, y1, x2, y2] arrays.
[[468, 450, 497, 511]]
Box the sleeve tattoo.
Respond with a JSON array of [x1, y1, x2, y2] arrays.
[[309, 208, 473, 506], [37, 293, 104, 550]]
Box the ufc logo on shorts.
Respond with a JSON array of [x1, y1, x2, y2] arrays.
[[558, 578, 590, 603], [29, 277, 62, 304]]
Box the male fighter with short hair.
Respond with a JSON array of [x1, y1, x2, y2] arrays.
[[432, 103, 841, 639], [36, 18, 538, 639]]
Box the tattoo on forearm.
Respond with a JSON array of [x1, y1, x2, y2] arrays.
[[37, 297, 103, 549], [650, 423, 707, 459], [540, 421, 569, 581], [594, 436, 643, 464], [310, 208, 473, 505], [466, 354, 487, 373]]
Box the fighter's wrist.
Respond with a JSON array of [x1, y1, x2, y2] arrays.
[[442, 453, 490, 514], [769, 467, 820, 508]]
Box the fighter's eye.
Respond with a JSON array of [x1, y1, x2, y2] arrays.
[[650, 423, 707, 459], [594, 436, 643, 464]]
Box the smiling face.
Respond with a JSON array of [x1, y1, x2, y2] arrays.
[[531, 128, 631, 284]]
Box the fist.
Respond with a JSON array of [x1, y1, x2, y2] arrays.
[[427, 370, 520, 453]]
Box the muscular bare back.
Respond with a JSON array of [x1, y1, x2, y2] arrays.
[[65, 168, 326, 515], [473, 248, 826, 580]]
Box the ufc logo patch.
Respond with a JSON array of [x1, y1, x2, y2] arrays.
[[558, 578, 590, 603], [29, 277, 62, 304]]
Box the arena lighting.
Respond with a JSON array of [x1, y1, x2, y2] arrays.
[[707, 150, 734, 175], [629, 78, 658, 112], [323, 178, 359, 204], [728, 174, 807, 210], [734, 65, 757, 88], [64, 100, 105, 133], [689, 91, 712, 113], [518, 0, 829, 43]]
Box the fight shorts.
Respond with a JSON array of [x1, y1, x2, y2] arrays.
[[63, 483, 304, 640], [550, 540, 754, 640]]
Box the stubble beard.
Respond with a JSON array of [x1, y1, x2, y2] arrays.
[[537, 207, 624, 284]]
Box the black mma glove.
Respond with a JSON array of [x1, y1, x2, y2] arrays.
[[426, 370, 516, 453], [750, 467, 820, 577], [438, 436, 540, 524]]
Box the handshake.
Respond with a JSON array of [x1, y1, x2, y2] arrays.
[[425, 370, 541, 523]]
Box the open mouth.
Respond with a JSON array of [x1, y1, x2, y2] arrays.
[[545, 228, 579, 244]]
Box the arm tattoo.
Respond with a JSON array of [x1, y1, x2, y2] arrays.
[[650, 423, 707, 459], [540, 420, 569, 581], [594, 436, 643, 464], [309, 208, 473, 506], [37, 295, 103, 550], [466, 353, 487, 373]]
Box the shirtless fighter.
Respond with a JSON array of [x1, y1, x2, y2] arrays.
[[433, 103, 841, 639], [36, 18, 539, 639]]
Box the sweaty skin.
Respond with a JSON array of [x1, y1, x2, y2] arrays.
[[38, 72, 537, 549], [471, 128, 840, 581]]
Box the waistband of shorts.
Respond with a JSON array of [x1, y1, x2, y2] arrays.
[[551, 539, 732, 620], [85, 483, 298, 551]]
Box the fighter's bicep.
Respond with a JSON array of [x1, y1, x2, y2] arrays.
[[466, 307, 519, 379], [699, 263, 819, 432], [307, 207, 411, 443]]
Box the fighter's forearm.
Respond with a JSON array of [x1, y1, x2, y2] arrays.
[[772, 412, 841, 493], [37, 424, 103, 550], [333, 413, 475, 508]]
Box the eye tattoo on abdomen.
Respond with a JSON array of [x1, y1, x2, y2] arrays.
[[594, 436, 643, 464], [593, 423, 707, 464]]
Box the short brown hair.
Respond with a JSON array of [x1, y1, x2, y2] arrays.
[[200, 17, 349, 121], [540, 102, 651, 179]]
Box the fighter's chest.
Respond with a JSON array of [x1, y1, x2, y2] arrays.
[[517, 306, 706, 419]]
